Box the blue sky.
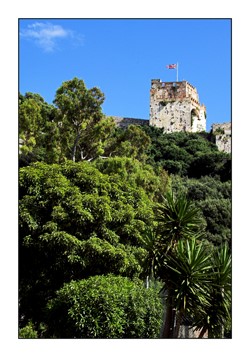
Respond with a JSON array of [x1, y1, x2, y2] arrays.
[[19, 19, 231, 131]]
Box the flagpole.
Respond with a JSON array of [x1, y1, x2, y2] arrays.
[[177, 62, 178, 82]]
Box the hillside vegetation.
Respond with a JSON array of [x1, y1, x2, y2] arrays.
[[19, 78, 231, 338]]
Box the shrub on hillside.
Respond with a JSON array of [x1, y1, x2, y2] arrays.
[[45, 275, 163, 338]]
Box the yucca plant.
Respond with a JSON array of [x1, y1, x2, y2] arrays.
[[161, 238, 213, 338], [139, 227, 162, 282], [153, 191, 207, 337], [155, 191, 205, 249], [141, 191, 231, 338], [194, 243, 232, 338]]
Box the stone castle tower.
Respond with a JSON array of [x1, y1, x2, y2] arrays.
[[149, 79, 206, 133]]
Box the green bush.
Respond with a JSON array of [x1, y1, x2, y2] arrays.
[[45, 275, 163, 338], [19, 321, 38, 338]]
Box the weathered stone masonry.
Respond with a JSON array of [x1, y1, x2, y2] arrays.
[[149, 79, 206, 133], [212, 122, 231, 154], [112, 116, 149, 129]]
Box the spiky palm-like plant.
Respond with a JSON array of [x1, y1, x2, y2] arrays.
[[154, 191, 206, 337], [162, 238, 213, 338], [141, 192, 231, 338], [155, 191, 205, 249], [139, 227, 162, 282], [194, 243, 232, 338], [161, 241, 232, 338]]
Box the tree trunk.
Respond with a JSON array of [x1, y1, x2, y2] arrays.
[[198, 325, 208, 338], [72, 131, 81, 162], [161, 296, 174, 338], [221, 325, 224, 338], [173, 310, 183, 338]]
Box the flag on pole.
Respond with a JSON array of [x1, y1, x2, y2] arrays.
[[166, 63, 179, 81], [166, 64, 177, 69]]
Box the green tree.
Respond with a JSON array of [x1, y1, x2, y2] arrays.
[[19, 159, 159, 331], [94, 156, 163, 200], [45, 275, 163, 338], [106, 124, 151, 163], [188, 151, 231, 180], [53, 77, 114, 162], [196, 198, 231, 247], [141, 126, 228, 179], [19, 92, 60, 165], [171, 175, 231, 247], [19, 93, 43, 156]]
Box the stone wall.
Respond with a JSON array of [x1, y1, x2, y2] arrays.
[[212, 122, 231, 153], [178, 325, 208, 338], [212, 122, 231, 133], [112, 116, 149, 129]]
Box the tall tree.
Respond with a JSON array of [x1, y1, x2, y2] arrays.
[[53, 77, 113, 161]]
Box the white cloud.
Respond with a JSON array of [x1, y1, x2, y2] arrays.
[[20, 22, 82, 52]]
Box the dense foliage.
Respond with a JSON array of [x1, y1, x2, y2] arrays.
[[142, 125, 231, 181], [171, 175, 231, 247], [19, 77, 231, 338], [19, 159, 163, 329], [45, 275, 163, 338]]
